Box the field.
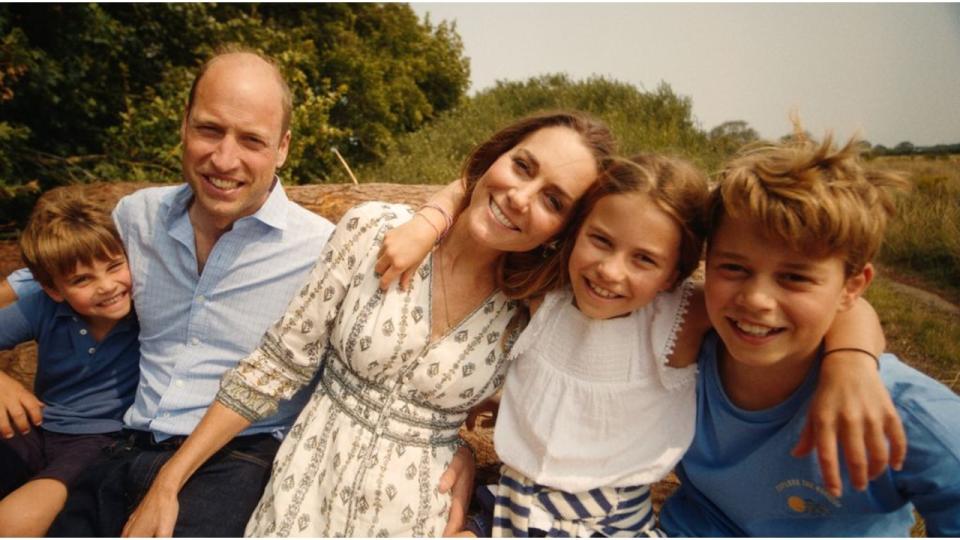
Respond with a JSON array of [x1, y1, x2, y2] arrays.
[[866, 155, 960, 391]]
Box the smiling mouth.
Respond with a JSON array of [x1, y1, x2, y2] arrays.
[[205, 175, 242, 191], [584, 277, 622, 299], [489, 198, 520, 231], [96, 291, 128, 308], [729, 317, 784, 337]]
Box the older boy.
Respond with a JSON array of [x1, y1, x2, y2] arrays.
[[659, 133, 960, 536], [0, 194, 140, 536]]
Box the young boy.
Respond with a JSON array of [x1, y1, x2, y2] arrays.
[[0, 193, 140, 536], [658, 132, 960, 536]]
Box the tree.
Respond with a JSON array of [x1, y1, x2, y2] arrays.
[[893, 141, 915, 155], [708, 120, 759, 157], [353, 74, 717, 185], [0, 3, 470, 209]]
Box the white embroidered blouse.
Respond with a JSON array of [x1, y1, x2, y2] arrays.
[[493, 282, 698, 493]]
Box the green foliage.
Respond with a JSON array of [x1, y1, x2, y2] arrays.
[[349, 74, 721, 185], [865, 276, 960, 387], [707, 120, 759, 158], [0, 3, 469, 219], [877, 156, 960, 297]]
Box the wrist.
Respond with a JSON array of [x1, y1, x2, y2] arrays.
[[417, 204, 453, 244], [413, 212, 443, 244], [822, 347, 880, 370]]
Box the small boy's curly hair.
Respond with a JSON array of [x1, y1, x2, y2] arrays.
[[19, 191, 125, 289], [706, 119, 911, 276]]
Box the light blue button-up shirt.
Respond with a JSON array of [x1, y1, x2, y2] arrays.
[[115, 184, 334, 438], [9, 183, 335, 439]]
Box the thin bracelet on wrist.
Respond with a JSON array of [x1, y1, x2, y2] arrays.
[[420, 203, 453, 241], [822, 347, 880, 369], [413, 212, 443, 244]]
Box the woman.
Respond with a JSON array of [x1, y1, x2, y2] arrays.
[[121, 111, 616, 537]]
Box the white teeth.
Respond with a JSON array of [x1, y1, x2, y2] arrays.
[[489, 199, 519, 230], [97, 292, 125, 307], [587, 279, 619, 299], [734, 320, 776, 336], [208, 176, 241, 190]]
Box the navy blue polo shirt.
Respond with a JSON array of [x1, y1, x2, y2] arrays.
[[0, 289, 140, 434]]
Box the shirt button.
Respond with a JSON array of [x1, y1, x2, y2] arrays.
[[79, 328, 88, 336], [176, 380, 185, 388], [191, 337, 200, 345], [197, 295, 206, 304], [87, 347, 96, 354]]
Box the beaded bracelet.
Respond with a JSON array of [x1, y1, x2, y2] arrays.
[[822, 347, 880, 370]]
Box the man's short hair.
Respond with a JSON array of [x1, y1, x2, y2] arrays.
[[706, 124, 910, 276], [19, 192, 126, 289], [185, 44, 293, 137]]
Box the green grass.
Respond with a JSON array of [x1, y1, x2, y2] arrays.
[[865, 275, 960, 391], [874, 155, 960, 302]]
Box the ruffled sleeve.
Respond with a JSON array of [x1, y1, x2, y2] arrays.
[[648, 278, 699, 390]]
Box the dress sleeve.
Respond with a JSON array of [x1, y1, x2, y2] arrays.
[[216, 202, 399, 422]]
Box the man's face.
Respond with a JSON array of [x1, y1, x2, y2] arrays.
[[181, 53, 290, 230]]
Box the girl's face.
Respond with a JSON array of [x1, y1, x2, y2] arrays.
[[462, 126, 598, 253], [568, 192, 681, 320]]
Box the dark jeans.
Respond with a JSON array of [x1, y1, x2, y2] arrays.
[[47, 429, 279, 537]]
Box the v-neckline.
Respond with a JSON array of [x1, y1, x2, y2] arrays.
[[425, 251, 500, 347]]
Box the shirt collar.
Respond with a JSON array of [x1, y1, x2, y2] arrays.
[[161, 177, 291, 233], [53, 299, 138, 333]]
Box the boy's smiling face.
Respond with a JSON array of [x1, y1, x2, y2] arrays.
[[43, 253, 133, 332], [704, 216, 870, 371]]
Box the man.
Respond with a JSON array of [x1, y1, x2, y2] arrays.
[[37, 47, 336, 536], [5, 46, 473, 537]]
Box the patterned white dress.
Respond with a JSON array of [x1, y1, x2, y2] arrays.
[[217, 202, 520, 537]]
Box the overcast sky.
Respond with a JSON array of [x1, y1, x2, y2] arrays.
[[411, 3, 960, 147]]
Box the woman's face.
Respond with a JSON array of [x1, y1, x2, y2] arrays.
[[462, 126, 599, 253]]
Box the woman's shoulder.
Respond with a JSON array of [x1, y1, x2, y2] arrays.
[[342, 201, 415, 223]]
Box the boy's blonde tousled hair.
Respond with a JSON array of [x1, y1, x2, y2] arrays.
[[19, 191, 126, 289], [706, 122, 910, 275]]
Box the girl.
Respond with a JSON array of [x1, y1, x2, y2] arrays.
[[484, 154, 707, 536], [381, 154, 898, 537]]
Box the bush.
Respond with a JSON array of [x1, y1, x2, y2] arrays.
[[348, 74, 722, 185]]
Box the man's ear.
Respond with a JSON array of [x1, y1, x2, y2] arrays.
[[276, 130, 291, 169], [42, 284, 65, 304], [839, 262, 874, 311]]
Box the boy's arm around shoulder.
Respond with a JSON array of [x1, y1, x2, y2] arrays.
[[0, 293, 46, 439]]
